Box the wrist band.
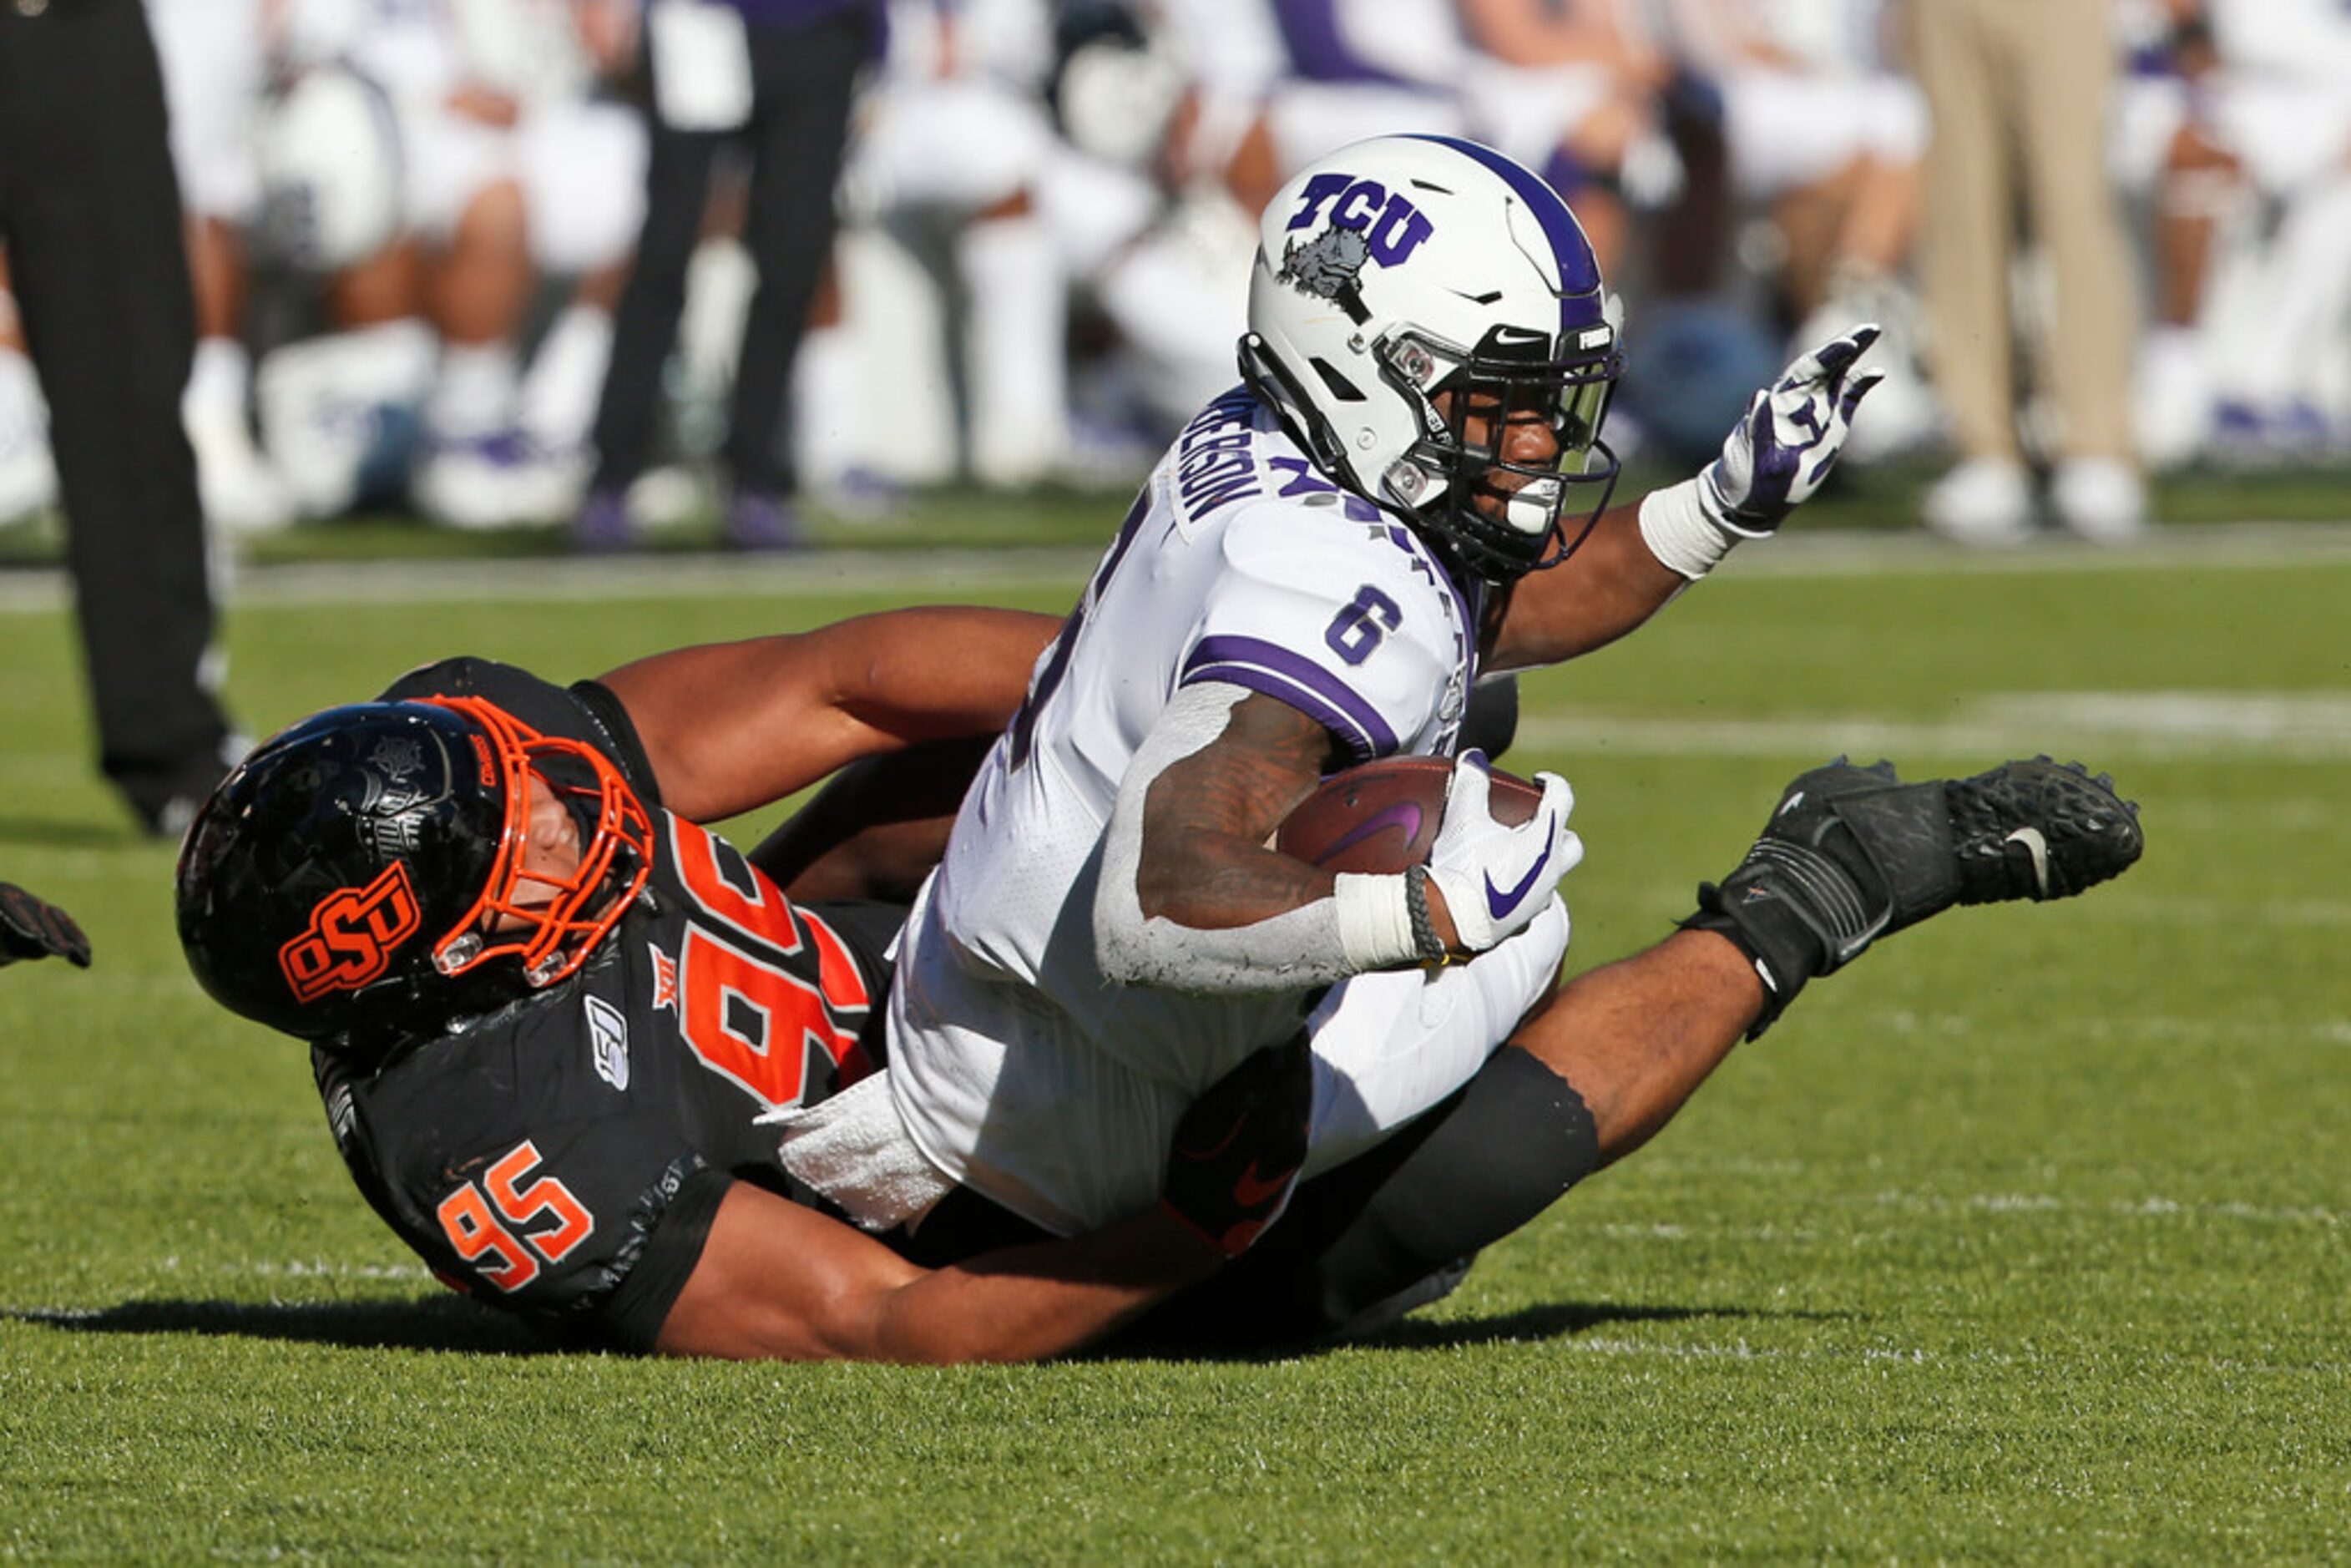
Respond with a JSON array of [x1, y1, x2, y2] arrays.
[[1405, 865, 1449, 964], [1637, 476, 1738, 580], [1334, 873, 1419, 972]]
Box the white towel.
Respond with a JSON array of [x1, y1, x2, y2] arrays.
[[757, 1070, 956, 1232]]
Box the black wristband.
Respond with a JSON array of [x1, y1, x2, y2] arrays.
[[1405, 866, 1448, 964]]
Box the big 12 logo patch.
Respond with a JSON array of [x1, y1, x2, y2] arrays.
[[279, 861, 424, 1003]]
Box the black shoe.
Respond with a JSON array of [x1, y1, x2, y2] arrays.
[[726, 492, 804, 553], [572, 488, 634, 554], [119, 737, 244, 843], [1686, 756, 2143, 1035]]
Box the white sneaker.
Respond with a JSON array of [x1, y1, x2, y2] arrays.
[[2133, 326, 2211, 473], [2050, 457, 2148, 544], [188, 404, 296, 535], [257, 325, 437, 517], [1923, 458, 2035, 545], [412, 432, 583, 531]]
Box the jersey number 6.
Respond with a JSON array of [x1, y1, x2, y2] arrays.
[[1325, 584, 1402, 666]]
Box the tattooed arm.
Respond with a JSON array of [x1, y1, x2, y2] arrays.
[[1092, 684, 1469, 991]]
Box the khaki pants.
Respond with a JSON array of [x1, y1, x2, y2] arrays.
[[1913, 0, 2137, 462]]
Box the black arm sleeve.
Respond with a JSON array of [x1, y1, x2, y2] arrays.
[[597, 1165, 735, 1353], [375, 656, 663, 808]]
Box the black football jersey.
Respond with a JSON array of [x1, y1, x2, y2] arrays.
[[311, 658, 897, 1350]]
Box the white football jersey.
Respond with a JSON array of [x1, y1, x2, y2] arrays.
[[887, 387, 1490, 1234]]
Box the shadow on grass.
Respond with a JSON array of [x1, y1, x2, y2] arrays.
[[1101, 1298, 1847, 1365], [6, 1296, 557, 1357], [12, 1296, 1850, 1365], [1361, 1299, 1760, 1350]]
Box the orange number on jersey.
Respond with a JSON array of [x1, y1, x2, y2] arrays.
[[677, 925, 842, 1109], [669, 817, 801, 950], [437, 1183, 538, 1292], [665, 819, 874, 1110], [485, 1141, 594, 1265], [435, 1141, 596, 1293]]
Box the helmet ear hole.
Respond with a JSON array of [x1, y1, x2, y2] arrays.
[[1308, 357, 1368, 402]]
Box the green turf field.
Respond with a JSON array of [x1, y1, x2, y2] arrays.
[[3, 502, 2348, 1561]]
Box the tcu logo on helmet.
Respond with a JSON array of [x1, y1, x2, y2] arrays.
[[279, 861, 424, 1004], [1283, 175, 1435, 265], [1278, 175, 1435, 325]]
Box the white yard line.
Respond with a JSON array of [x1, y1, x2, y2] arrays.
[[0, 545, 1108, 612], [1518, 688, 2351, 762], [1873, 1191, 2350, 1227], [1719, 518, 2351, 578], [2, 519, 2349, 613]]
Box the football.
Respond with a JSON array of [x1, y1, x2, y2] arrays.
[[1274, 755, 1545, 875]]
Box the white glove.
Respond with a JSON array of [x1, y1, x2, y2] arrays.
[[1696, 323, 1885, 537], [1424, 751, 1581, 955]]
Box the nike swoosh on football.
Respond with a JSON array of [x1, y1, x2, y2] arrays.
[[1484, 814, 1555, 920], [1320, 802, 1424, 866], [2004, 826, 2051, 898], [1231, 1162, 1292, 1208]]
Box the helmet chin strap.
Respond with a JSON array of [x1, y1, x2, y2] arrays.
[[1238, 331, 1352, 480]]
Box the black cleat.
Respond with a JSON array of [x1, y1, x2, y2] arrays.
[[1944, 757, 2145, 906], [1686, 756, 2142, 1035]]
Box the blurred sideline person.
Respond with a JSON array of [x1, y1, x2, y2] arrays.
[[148, 0, 298, 537], [2117, 0, 2351, 466], [1655, 0, 1938, 460], [574, 0, 883, 553], [0, 0, 243, 837], [259, 0, 646, 531], [837, 0, 1075, 490], [0, 883, 90, 970], [1912, 0, 2146, 544]]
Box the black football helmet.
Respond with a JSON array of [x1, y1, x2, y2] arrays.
[[175, 695, 655, 1044]]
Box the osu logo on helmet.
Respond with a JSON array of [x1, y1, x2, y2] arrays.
[[279, 862, 424, 1004]]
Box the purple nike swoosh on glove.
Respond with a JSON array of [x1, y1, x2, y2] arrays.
[[1484, 812, 1556, 920]]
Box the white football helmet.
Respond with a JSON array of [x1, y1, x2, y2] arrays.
[[1238, 135, 1622, 583], [258, 67, 403, 274]]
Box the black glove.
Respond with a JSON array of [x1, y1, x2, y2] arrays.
[[1159, 1033, 1312, 1257], [0, 883, 91, 969]]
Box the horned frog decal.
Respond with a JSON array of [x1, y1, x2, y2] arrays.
[[1277, 226, 1373, 323]]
